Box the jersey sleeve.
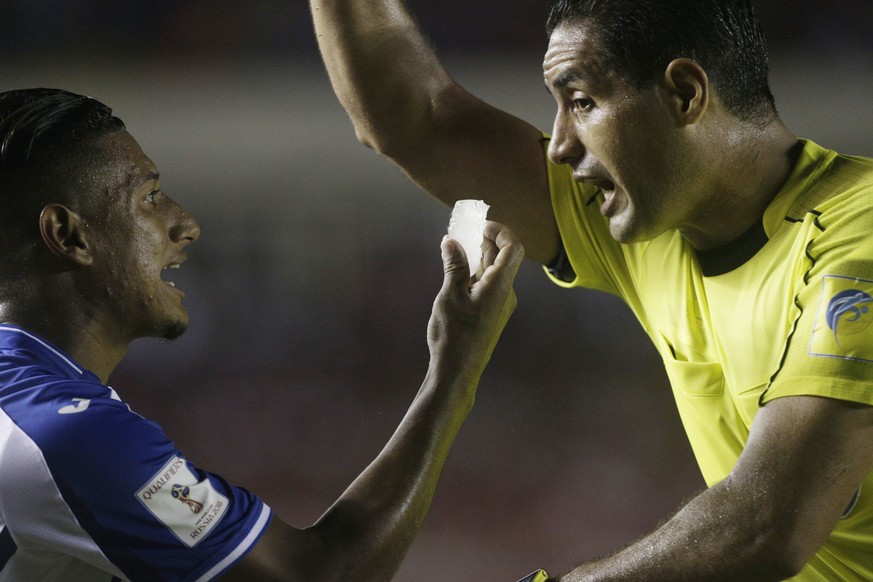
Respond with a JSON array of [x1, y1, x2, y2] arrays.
[[11, 380, 271, 582], [762, 158, 873, 405]]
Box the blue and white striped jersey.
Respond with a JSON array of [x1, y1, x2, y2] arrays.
[[0, 325, 272, 581]]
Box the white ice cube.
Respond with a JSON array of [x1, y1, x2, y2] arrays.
[[447, 199, 489, 276]]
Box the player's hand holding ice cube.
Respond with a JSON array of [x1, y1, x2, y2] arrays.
[[427, 221, 524, 392]]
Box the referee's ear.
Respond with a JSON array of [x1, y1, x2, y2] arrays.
[[662, 57, 709, 126]]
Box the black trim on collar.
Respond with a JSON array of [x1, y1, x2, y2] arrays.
[[695, 220, 769, 277]]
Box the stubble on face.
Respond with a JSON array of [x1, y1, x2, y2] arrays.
[[81, 132, 195, 344], [161, 319, 189, 341], [545, 23, 696, 246]]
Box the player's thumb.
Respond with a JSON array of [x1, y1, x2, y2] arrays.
[[441, 236, 471, 292]]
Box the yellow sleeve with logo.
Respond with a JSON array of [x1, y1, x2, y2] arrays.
[[763, 152, 873, 406]]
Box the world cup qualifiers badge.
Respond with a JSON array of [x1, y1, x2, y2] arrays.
[[136, 456, 230, 547], [172, 484, 205, 514]]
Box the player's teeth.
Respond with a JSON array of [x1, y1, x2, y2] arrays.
[[165, 281, 176, 287]]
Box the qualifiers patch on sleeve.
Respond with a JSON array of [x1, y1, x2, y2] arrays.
[[809, 274, 873, 363], [135, 456, 230, 548]]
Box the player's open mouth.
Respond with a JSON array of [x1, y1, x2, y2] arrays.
[[161, 262, 183, 289]]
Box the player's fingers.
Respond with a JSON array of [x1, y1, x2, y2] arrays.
[[483, 220, 520, 251], [478, 235, 524, 287], [481, 222, 523, 273], [472, 240, 524, 313], [441, 236, 472, 293], [482, 246, 498, 272]]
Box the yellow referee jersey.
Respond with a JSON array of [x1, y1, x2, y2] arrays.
[[546, 138, 873, 580]]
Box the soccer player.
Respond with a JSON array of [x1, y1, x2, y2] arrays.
[[307, 0, 873, 579], [0, 87, 524, 581]]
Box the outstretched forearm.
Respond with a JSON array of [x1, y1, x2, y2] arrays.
[[224, 226, 523, 581], [308, 1, 560, 265], [556, 396, 873, 581], [305, 231, 520, 580], [560, 480, 797, 582], [308, 228, 520, 580], [310, 365, 477, 581], [309, 0, 456, 152]]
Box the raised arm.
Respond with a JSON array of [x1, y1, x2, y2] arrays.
[[309, 0, 560, 265], [222, 222, 524, 581], [554, 394, 873, 581]]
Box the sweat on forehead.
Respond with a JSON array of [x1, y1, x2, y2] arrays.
[[69, 132, 159, 205], [544, 23, 629, 94], [544, 0, 776, 121], [0, 130, 156, 223]]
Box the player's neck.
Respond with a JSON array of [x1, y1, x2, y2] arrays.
[[0, 297, 128, 384]]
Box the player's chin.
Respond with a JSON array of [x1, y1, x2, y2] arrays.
[[157, 311, 190, 341], [162, 320, 189, 341]]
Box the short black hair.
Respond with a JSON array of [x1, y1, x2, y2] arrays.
[[0, 88, 126, 171], [546, 0, 776, 125], [0, 88, 128, 265]]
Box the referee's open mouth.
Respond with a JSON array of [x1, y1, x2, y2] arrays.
[[596, 179, 616, 194]]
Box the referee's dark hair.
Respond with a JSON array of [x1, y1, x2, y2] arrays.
[[546, 0, 777, 126]]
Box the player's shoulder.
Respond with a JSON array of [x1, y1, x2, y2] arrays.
[[2, 371, 154, 456], [2, 379, 178, 505]]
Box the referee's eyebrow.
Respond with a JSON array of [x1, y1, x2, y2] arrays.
[[550, 69, 588, 90]]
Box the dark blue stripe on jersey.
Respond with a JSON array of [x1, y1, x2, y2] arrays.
[[0, 527, 17, 571]]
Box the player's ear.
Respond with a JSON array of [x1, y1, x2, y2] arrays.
[[38, 203, 94, 266], [662, 58, 709, 125]]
